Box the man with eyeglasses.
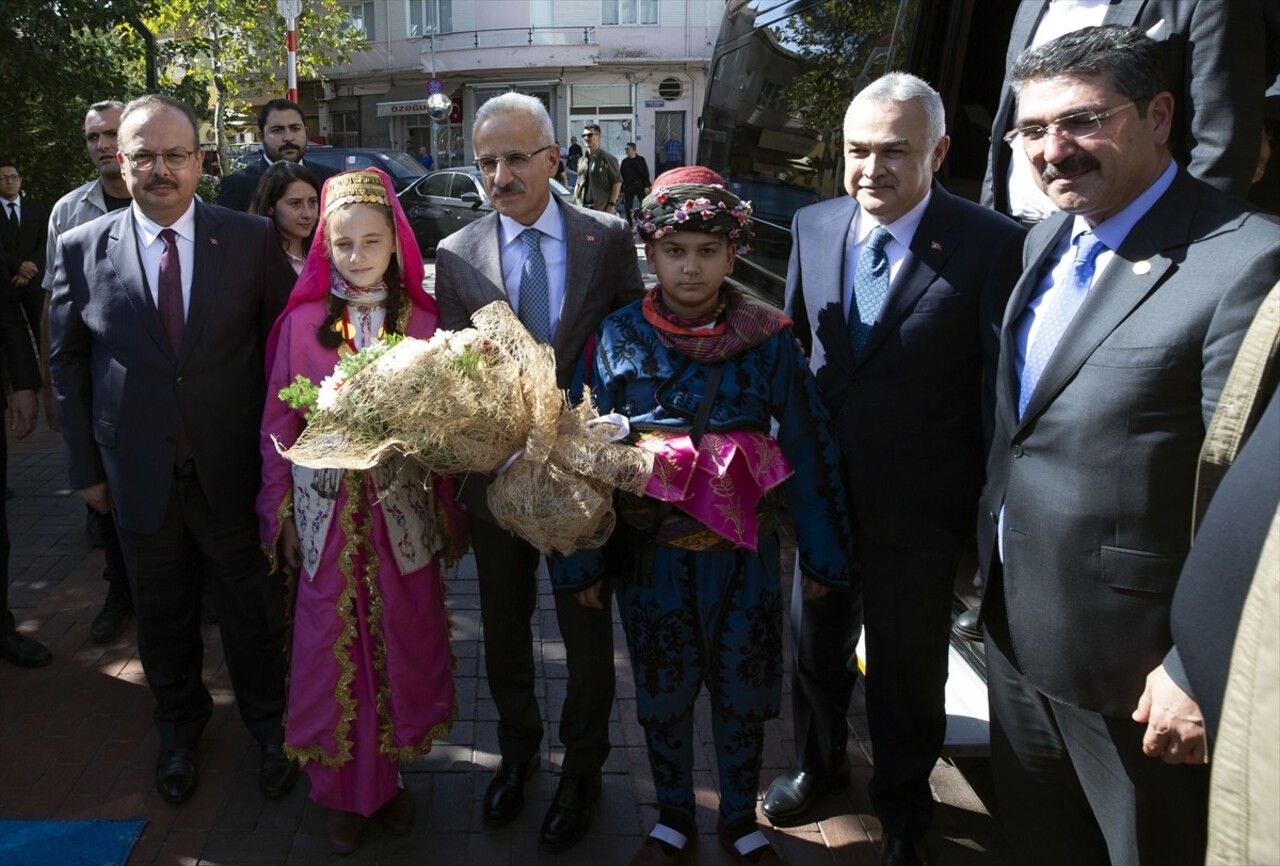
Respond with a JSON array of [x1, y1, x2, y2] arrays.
[[978, 26, 1280, 864], [572, 123, 622, 214], [49, 94, 299, 807], [216, 97, 336, 212], [0, 160, 49, 362], [435, 92, 643, 854], [982, 0, 1265, 224]]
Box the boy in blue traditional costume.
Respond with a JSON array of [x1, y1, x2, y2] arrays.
[[555, 167, 852, 866]]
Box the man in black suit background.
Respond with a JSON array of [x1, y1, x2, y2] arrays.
[[0, 159, 49, 351], [215, 98, 336, 212], [767, 73, 1023, 866], [49, 94, 298, 806]]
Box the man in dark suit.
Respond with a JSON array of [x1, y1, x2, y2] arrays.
[[980, 27, 1280, 863], [768, 73, 1023, 866], [49, 94, 299, 806], [215, 98, 336, 212], [982, 0, 1265, 222], [0, 159, 50, 349], [0, 254, 45, 668], [434, 92, 644, 854]]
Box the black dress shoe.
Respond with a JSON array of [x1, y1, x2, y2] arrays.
[[761, 764, 850, 826], [259, 742, 299, 799], [90, 598, 134, 644], [953, 607, 983, 642], [881, 834, 927, 866], [539, 772, 601, 852], [483, 755, 540, 826], [156, 747, 198, 804], [0, 633, 52, 668]]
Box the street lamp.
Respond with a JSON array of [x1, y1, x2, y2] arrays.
[[278, 0, 303, 103]]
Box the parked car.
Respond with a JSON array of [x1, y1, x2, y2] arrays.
[[398, 168, 573, 256], [303, 147, 428, 193]]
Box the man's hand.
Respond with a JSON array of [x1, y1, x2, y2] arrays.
[[40, 387, 58, 432], [1132, 663, 1207, 765], [18, 261, 38, 280], [800, 576, 831, 601], [78, 482, 113, 515], [575, 582, 605, 609], [7, 389, 36, 439], [279, 519, 302, 573]]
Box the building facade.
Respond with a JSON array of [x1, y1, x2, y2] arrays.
[[296, 0, 721, 173]]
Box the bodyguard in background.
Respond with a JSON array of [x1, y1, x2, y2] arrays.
[[216, 98, 336, 212]]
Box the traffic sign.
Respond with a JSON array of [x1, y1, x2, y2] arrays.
[[426, 77, 445, 95], [277, 0, 302, 19]]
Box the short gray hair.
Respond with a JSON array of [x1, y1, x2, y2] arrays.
[[847, 72, 947, 147], [473, 92, 554, 148]]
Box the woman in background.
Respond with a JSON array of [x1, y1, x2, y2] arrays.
[[250, 161, 320, 275]]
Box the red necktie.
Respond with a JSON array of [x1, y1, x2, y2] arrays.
[[157, 229, 190, 465]]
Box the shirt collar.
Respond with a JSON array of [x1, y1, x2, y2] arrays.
[[500, 196, 565, 247], [132, 199, 197, 246], [854, 188, 933, 248], [1073, 159, 1177, 251]]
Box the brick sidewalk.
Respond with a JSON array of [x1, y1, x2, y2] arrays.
[[1, 424, 1009, 865]]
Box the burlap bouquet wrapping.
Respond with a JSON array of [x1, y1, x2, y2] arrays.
[[280, 301, 652, 554]]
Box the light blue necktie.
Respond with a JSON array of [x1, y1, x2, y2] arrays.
[[848, 225, 892, 356], [518, 228, 551, 343], [1018, 231, 1106, 419]]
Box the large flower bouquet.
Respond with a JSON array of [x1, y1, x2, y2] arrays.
[[276, 301, 652, 554]]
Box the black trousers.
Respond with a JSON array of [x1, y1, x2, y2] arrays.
[[470, 514, 615, 775], [92, 507, 131, 605], [115, 466, 287, 750], [1, 417, 15, 637], [984, 590, 1209, 865], [788, 530, 958, 840]]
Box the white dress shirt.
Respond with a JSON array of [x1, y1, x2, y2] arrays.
[[499, 199, 568, 340], [842, 189, 932, 318], [132, 201, 196, 318]]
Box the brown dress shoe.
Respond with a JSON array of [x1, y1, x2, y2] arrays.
[[376, 786, 415, 835], [324, 808, 367, 855]]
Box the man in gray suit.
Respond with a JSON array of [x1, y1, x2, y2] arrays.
[[434, 92, 643, 853], [980, 26, 1280, 863], [983, 0, 1265, 221]]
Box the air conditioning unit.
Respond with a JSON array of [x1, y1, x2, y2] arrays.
[[315, 82, 336, 101]]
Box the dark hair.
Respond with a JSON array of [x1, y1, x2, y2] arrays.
[[120, 94, 200, 148], [625, 142, 636, 149], [88, 100, 126, 114], [257, 98, 305, 134], [0, 159, 18, 174], [583, 123, 602, 135], [1010, 25, 1166, 117], [317, 204, 405, 351], [250, 160, 320, 217]]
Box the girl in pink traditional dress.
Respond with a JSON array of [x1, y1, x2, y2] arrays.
[[257, 168, 465, 854]]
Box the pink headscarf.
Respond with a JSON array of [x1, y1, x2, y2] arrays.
[[265, 167, 435, 370]]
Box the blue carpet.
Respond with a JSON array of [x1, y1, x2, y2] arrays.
[[0, 819, 146, 866]]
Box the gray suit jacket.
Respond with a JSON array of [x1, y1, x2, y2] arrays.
[[49, 202, 293, 534], [982, 0, 1265, 212], [979, 167, 1280, 717], [433, 197, 644, 388]]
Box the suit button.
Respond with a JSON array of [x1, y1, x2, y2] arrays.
[[176, 377, 183, 385], [1011, 444, 1024, 458], [988, 510, 997, 523]]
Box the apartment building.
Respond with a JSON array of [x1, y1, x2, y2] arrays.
[[296, 0, 722, 174]]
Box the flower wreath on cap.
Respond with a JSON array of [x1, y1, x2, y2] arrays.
[[635, 166, 753, 253]]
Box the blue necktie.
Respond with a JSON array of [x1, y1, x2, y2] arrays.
[[848, 225, 892, 356], [518, 228, 551, 343], [1018, 231, 1106, 419]]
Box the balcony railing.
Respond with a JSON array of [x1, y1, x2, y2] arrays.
[[419, 26, 596, 51]]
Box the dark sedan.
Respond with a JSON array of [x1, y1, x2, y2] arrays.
[[398, 168, 572, 256]]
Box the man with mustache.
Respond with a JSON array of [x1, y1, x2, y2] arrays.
[[767, 73, 1023, 866], [434, 92, 643, 854], [40, 100, 136, 645], [979, 26, 1280, 863], [217, 98, 336, 212], [49, 94, 300, 806]]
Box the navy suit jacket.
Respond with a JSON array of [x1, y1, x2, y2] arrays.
[[49, 201, 293, 534], [785, 185, 1024, 548], [216, 156, 337, 212]]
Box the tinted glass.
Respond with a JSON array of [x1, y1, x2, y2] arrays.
[[423, 173, 453, 197]]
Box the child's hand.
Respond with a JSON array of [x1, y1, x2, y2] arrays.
[[800, 576, 831, 601], [280, 520, 303, 573], [575, 583, 605, 609]]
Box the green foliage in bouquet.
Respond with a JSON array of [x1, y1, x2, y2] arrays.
[[336, 333, 404, 379], [279, 375, 320, 412]]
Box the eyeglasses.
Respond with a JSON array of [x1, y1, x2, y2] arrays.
[[1003, 101, 1135, 147], [124, 149, 197, 171], [0, 174, 19, 181], [581, 132, 596, 139], [472, 145, 554, 177]]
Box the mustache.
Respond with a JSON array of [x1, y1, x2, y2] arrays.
[[145, 177, 177, 191], [1041, 154, 1101, 182], [492, 180, 525, 196]]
